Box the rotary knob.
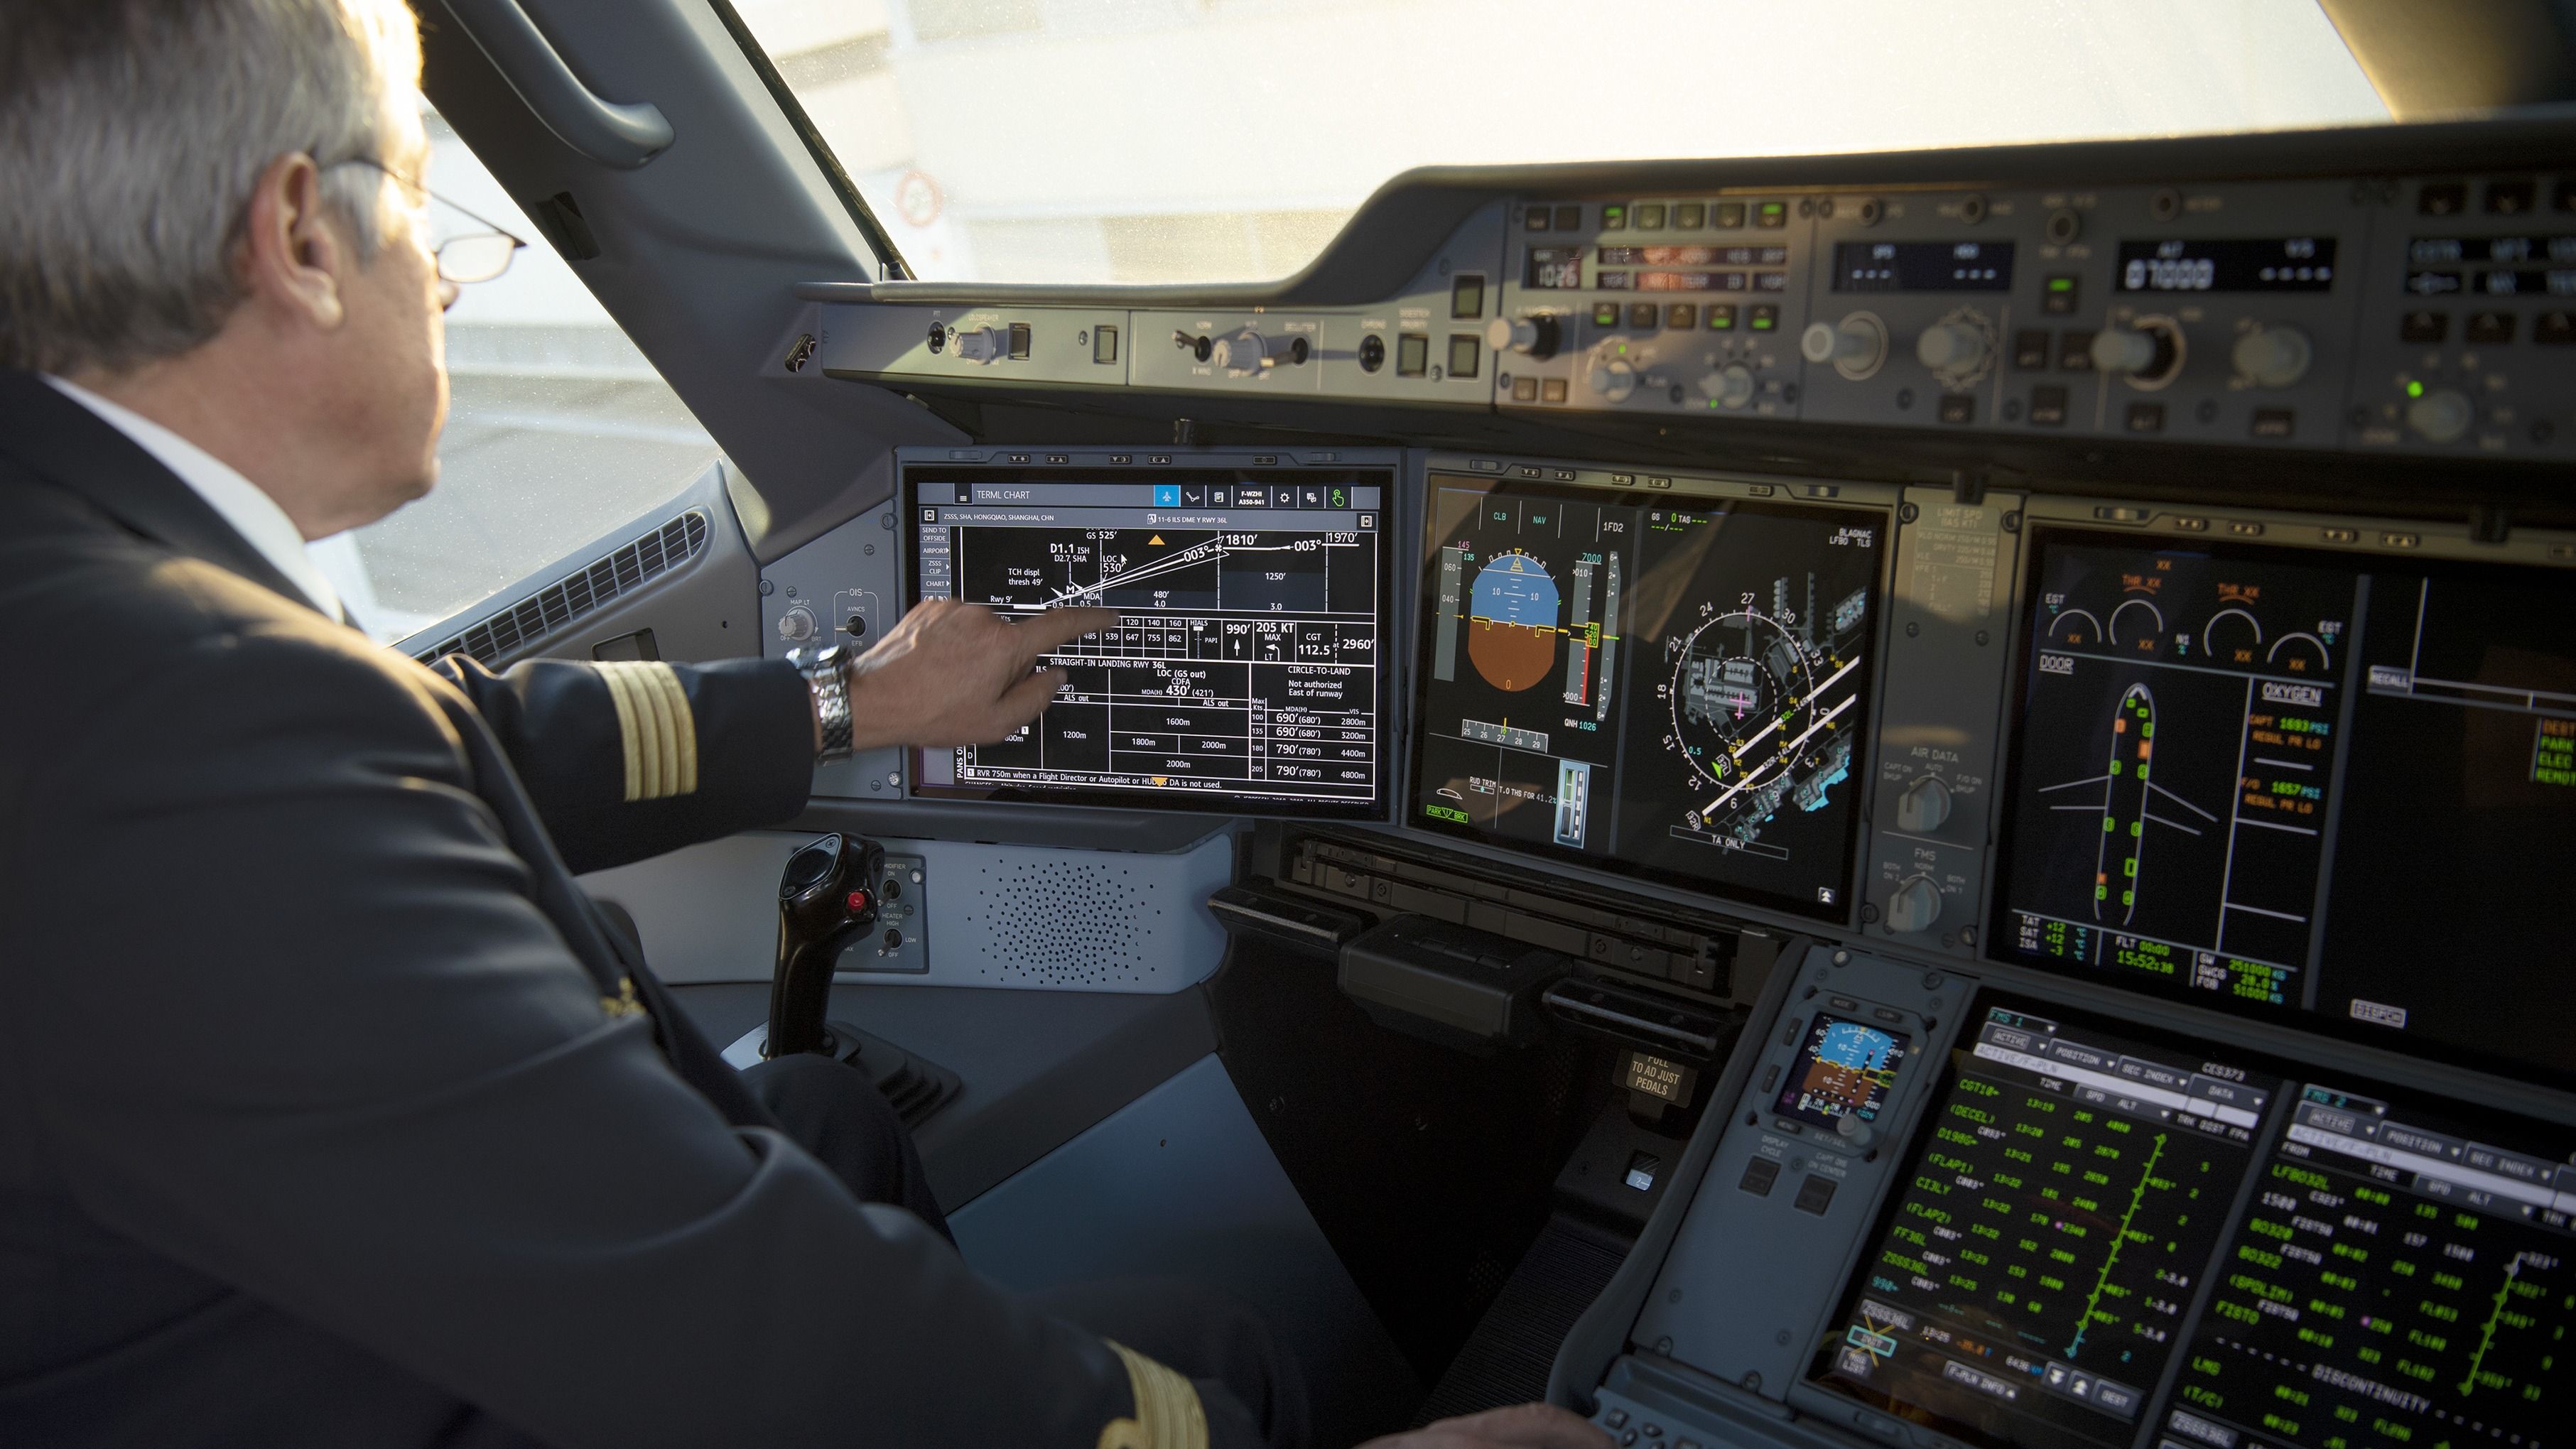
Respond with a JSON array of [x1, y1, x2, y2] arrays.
[[1211, 328, 1270, 374], [1836, 1112, 1876, 1149], [2405, 388, 2475, 443], [953, 327, 1007, 364], [2091, 321, 2181, 384], [1915, 321, 1989, 374], [1893, 776, 1953, 834], [1587, 356, 1638, 402], [1485, 315, 1561, 360], [2231, 325, 2313, 388], [1802, 315, 1887, 379], [777, 606, 818, 644], [1699, 362, 1756, 409], [1883, 875, 1943, 934]]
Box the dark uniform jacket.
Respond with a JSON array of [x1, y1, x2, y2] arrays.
[[0, 370, 1228, 1448]]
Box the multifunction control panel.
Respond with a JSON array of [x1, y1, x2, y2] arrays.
[[807, 128, 2575, 466], [1490, 174, 2574, 460]]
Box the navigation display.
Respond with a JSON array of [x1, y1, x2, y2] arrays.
[[1812, 1001, 2280, 1449], [1990, 533, 2576, 1082], [2165, 1084, 2573, 1449], [1409, 477, 1885, 919], [904, 466, 1392, 818]]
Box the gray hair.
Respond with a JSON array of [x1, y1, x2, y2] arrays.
[[0, 0, 423, 375]]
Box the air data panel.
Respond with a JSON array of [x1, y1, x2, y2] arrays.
[[1812, 1000, 2279, 1449], [906, 467, 1392, 818], [1410, 476, 1884, 920], [1991, 533, 2576, 1082]]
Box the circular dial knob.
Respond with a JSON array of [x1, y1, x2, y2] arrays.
[[1883, 875, 1943, 935], [2405, 388, 2475, 443], [1485, 315, 1561, 360], [1802, 315, 1887, 378], [1699, 362, 1756, 409], [1915, 321, 1989, 374], [2231, 325, 2313, 388], [1211, 327, 1270, 374], [1836, 1112, 1876, 1149], [1587, 356, 1638, 403], [1893, 776, 1953, 834], [777, 606, 818, 644], [2091, 322, 2182, 384], [953, 326, 1007, 364]]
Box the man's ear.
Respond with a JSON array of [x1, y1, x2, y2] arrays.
[[238, 153, 350, 332]]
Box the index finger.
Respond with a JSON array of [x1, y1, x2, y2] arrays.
[[1010, 606, 1121, 660]]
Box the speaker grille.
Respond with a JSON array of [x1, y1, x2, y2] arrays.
[[963, 857, 1173, 988], [415, 509, 710, 666]]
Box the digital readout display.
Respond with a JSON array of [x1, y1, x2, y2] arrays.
[[2115, 237, 2336, 292], [1597, 270, 1789, 293], [1525, 246, 1586, 290], [1830, 240, 2015, 292], [1773, 1014, 1909, 1130], [1599, 245, 1790, 267]]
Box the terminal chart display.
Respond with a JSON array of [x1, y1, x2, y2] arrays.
[[1409, 477, 1884, 920], [1810, 995, 2575, 1449], [906, 470, 1391, 817], [1990, 534, 2576, 1083]]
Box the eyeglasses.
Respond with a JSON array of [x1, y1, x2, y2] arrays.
[[328, 155, 526, 285]]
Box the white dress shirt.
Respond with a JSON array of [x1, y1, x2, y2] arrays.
[[43, 374, 347, 622]]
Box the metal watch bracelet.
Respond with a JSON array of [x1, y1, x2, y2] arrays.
[[796, 645, 854, 761]]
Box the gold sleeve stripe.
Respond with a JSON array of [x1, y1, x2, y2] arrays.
[[1096, 1341, 1206, 1449], [594, 662, 698, 801], [642, 661, 699, 796], [599, 663, 646, 802]]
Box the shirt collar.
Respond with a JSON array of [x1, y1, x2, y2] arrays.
[[41, 374, 346, 622]]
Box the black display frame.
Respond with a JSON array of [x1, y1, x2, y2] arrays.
[[1402, 472, 1894, 923], [899, 462, 1401, 823], [1983, 526, 2576, 1092], [1802, 988, 2290, 1449]]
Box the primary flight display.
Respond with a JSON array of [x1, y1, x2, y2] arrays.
[[1409, 474, 1885, 919]]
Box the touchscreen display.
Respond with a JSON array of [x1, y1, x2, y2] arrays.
[[1409, 477, 1885, 919], [904, 467, 1392, 818], [2163, 1084, 2573, 1449], [1990, 533, 2576, 1083], [1812, 1000, 2280, 1449]]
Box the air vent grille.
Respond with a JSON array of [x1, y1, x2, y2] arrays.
[[415, 510, 709, 666]]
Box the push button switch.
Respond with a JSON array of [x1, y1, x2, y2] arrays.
[[1739, 1156, 1782, 1197], [1793, 1173, 1838, 1215]]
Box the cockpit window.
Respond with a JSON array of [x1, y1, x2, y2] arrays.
[[323, 106, 723, 644], [727, 0, 2388, 286]]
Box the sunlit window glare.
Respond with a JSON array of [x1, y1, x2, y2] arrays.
[[734, 0, 2388, 286]]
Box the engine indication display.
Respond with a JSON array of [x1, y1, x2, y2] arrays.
[[906, 469, 1392, 818], [1411, 475, 1883, 920]]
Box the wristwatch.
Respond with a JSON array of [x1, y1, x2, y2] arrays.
[[793, 645, 854, 761]]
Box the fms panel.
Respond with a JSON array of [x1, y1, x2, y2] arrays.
[[1409, 471, 1886, 920], [1988, 533, 2576, 1083], [903, 456, 1395, 818]]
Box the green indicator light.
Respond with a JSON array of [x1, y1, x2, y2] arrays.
[[2406, 380, 2425, 398], [2049, 277, 2074, 292]]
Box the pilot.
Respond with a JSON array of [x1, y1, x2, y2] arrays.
[[0, 4, 1610, 1448]]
